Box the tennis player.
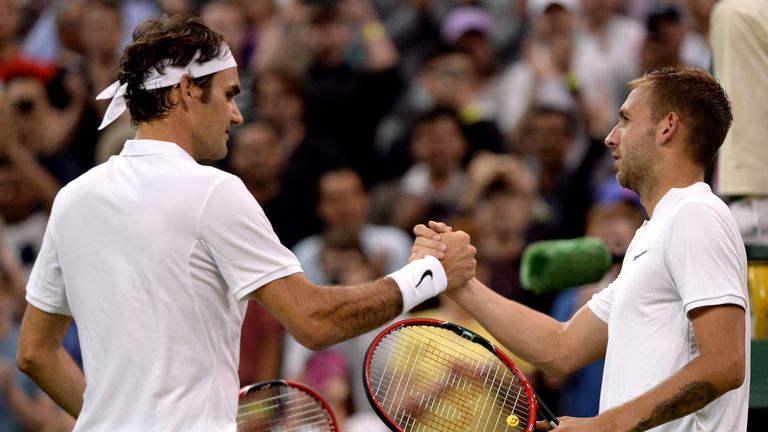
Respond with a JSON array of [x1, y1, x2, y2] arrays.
[[15, 14, 476, 431], [414, 67, 749, 431]]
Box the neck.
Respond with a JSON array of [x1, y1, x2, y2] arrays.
[[135, 118, 194, 158], [641, 163, 705, 217]]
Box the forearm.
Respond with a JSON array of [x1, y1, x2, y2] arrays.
[[18, 347, 85, 418], [311, 278, 403, 347], [600, 352, 743, 431], [260, 275, 403, 351], [449, 278, 570, 374]]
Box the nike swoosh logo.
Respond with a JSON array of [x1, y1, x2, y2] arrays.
[[633, 249, 650, 261], [415, 270, 434, 288]]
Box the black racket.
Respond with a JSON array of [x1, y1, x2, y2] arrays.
[[364, 318, 559, 431], [237, 379, 339, 431]]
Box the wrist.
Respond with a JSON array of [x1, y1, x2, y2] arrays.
[[387, 255, 447, 313]]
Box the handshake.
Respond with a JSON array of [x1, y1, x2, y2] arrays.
[[412, 220, 477, 291]]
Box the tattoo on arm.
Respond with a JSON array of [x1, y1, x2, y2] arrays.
[[633, 381, 719, 431]]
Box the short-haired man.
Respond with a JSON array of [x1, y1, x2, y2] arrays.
[[415, 66, 749, 431]]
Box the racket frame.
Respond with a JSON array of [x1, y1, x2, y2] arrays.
[[364, 318, 552, 432], [238, 379, 339, 431]]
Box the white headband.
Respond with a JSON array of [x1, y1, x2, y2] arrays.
[[95, 45, 237, 130]]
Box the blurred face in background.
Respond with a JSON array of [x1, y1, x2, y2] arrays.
[[525, 110, 572, 169], [317, 169, 370, 232], [5, 76, 53, 152], [230, 122, 286, 183], [200, 1, 248, 60], [586, 202, 645, 256], [255, 73, 304, 127], [411, 115, 467, 177], [420, 52, 478, 107], [78, 2, 122, 59], [307, 7, 350, 67]]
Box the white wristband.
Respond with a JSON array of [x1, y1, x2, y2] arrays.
[[387, 255, 447, 313]]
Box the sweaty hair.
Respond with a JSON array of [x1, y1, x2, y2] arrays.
[[628, 66, 732, 168], [118, 14, 227, 125]]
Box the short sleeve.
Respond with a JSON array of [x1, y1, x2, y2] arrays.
[[587, 279, 617, 324], [664, 203, 747, 314], [198, 176, 303, 301], [26, 213, 71, 315]]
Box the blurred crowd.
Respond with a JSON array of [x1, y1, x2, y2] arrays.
[[0, 0, 722, 430]]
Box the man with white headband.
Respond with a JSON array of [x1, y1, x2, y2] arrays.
[[15, 14, 477, 431]]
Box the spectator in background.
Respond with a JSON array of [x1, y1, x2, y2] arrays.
[[293, 167, 412, 284], [200, 0, 253, 114], [497, 0, 614, 140], [681, 0, 715, 69], [2, 63, 95, 183], [578, 0, 645, 130], [301, 350, 388, 432], [440, 5, 497, 113], [77, 0, 123, 118], [227, 119, 340, 248], [459, 153, 543, 306], [377, 45, 505, 180], [517, 105, 609, 240], [640, 6, 686, 73], [374, 107, 469, 232], [0, 87, 62, 277], [261, 0, 401, 184]]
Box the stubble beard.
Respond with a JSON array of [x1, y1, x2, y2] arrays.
[[616, 127, 659, 198]]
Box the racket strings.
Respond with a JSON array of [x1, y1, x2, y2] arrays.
[[368, 326, 532, 431], [237, 388, 335, 432], [371, 329, 530, 417]]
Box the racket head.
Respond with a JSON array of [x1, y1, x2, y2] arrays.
[[364, 318, 539, 432], [237, 379, 339, 431]]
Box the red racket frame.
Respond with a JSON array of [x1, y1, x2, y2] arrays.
[[238, 379, 339, 431], [364, 318, 544, 432]]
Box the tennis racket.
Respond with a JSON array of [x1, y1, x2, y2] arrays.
[[364, 318, 559, 432], [237, 379, 339, 431]]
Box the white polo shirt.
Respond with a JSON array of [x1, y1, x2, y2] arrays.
[[588, 182, 750, 431], [26, 140, 302, 432]]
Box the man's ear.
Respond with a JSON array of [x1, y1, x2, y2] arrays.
[[657, 111, 680, 146], [177, 75, 197, 109]]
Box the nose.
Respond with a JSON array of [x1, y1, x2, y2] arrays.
[[604, 123, 620, 149], [231, 101, 244, 126]]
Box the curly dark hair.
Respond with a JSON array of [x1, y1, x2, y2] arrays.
[[118, 14, 227, 125]]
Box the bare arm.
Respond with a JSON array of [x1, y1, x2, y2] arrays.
[[449, 277, 608, 376], [252, 230, 475, 351], [345, 0, 399, 72], [541, 304, 746, 431], [253, 272, 402, 350], [16, 305, 85, 418], [413, 222, 607, 376]]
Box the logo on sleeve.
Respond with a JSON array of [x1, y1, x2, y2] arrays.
[[415, 270, 434, 288]]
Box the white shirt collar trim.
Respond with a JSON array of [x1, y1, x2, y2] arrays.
[[119, 139, 193, 160]]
